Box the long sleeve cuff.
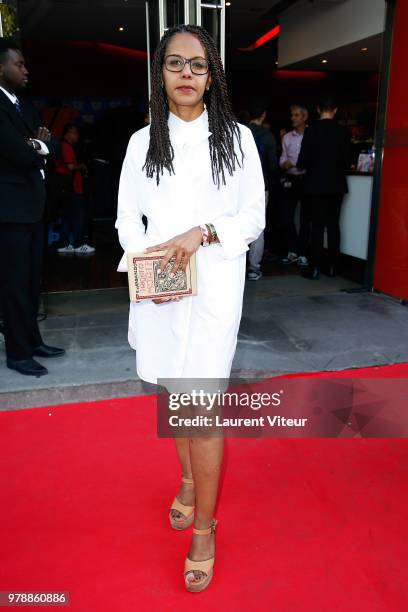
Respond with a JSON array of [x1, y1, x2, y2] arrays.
[[115, 226, 149, 273], [32, 139, 50, 156], [117, 244, 148, 272], [210, 215, 250, 259]]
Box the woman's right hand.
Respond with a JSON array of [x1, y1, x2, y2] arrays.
[[145, 226, 202, 304]]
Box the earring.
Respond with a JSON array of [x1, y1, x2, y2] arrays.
[[206, 85, 210, 91]]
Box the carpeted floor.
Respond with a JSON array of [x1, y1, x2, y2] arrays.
[[1, 364, 407, 611]]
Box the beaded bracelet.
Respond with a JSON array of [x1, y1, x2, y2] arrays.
[[199, 224, 210, 247]]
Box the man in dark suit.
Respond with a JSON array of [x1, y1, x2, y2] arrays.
[[0, 39, 65, 377], [297, 96, 350, 280]]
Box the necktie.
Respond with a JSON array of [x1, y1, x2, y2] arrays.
[[14, 98, 21, 114]]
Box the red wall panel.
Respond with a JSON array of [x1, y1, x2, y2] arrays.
[[374, 0, 408, 298]]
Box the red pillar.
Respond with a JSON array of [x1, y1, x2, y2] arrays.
[[373, 0, 408, 299]]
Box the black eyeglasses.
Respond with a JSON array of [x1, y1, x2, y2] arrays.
[[164, 54, 209, 75]]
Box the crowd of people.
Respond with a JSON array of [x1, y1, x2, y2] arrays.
[[240, 96, 350, 281], [0, 34, 350, 380], [40, 92, 350, 286]]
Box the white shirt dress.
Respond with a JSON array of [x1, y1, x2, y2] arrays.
[[115, 109, 265, 386]]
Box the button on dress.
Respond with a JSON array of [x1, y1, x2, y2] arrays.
[[115, 109, 265, 385]]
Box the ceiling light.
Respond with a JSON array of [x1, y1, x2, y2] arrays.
[[226, 1, 231, 5], [118, 26, 124, 32], [361, 47, 368, 52], [322, 59, 328, 64]]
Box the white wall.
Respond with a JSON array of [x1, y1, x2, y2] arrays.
[[279, 0, 386, 67], [294, 175, 373, 260]]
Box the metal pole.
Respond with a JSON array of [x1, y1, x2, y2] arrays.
[[196, 0, 201, 26], [184, 0, 189, 24], [159, 0, 165, 39], [220, 0, 225, 67], [364, 0, 396, 290], [145, 1, 152, 105], [194, 2, 225, 66]]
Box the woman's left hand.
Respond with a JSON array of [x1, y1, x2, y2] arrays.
[[144, 227, 202, 275]]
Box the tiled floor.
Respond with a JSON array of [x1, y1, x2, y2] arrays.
[[1, 274, 408, 409]]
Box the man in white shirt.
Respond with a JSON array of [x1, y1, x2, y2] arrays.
[[279, 104, 310, 267], [0, 39, 65, 377]]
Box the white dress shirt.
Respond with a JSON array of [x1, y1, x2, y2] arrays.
[[279, 129, 306, 176], [115, 108, 265, 384]]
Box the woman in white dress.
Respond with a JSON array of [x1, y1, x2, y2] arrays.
[[115, 24, 265, 592]]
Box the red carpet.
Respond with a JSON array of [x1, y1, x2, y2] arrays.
[[280, 361, 408, 378], [1, 363, 408, 611]]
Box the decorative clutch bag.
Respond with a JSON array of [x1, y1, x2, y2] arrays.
[[127, 250, 197, 302]]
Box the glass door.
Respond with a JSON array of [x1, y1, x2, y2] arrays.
[[0, 0, 20, 39]]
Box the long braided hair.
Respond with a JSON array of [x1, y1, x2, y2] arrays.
[[143, 24, 244, 188]]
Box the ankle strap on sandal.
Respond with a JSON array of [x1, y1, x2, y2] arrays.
[[193, 519, 217, 535], [181, 476, 194, 485]]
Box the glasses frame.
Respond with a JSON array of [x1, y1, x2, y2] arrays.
[[163, 54, 210, 76]]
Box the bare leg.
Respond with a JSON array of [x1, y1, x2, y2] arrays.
[[170, 438, 195, 522], [186, 436, 224, 583]]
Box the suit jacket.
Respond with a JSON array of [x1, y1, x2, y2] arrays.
[[248, 123, 278, 191], [297, 119, 350, 195], [0, 89, 51, 223]]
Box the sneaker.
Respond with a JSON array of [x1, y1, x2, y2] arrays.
[[247, 269, 263, 281], [57, 244, 75, 253], [74, 244, 95, 254], [301, 266, 320, 280], [282, 252, 298, 265], [297, 256, 309, 267]]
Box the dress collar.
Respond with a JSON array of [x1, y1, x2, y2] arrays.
[[168, 107, 212, 147]]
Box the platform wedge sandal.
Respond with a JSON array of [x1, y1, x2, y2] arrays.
[[169, 477, 195, 530], [184, 518, 217, 593]]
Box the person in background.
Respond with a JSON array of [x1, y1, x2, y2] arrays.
[[55, 123, 95, 254], [236, 109, 250, 127], [76, 124, 95, 244], [279, 127, 287, 141], [41, 98, 80, 139], [0, 39, 65, 377], [247, 102, 277, 280], [297, 96, 349, 280], [279, 104, 310, 268], [93, 100, 146, 211], [275, 127, 288, 164]]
